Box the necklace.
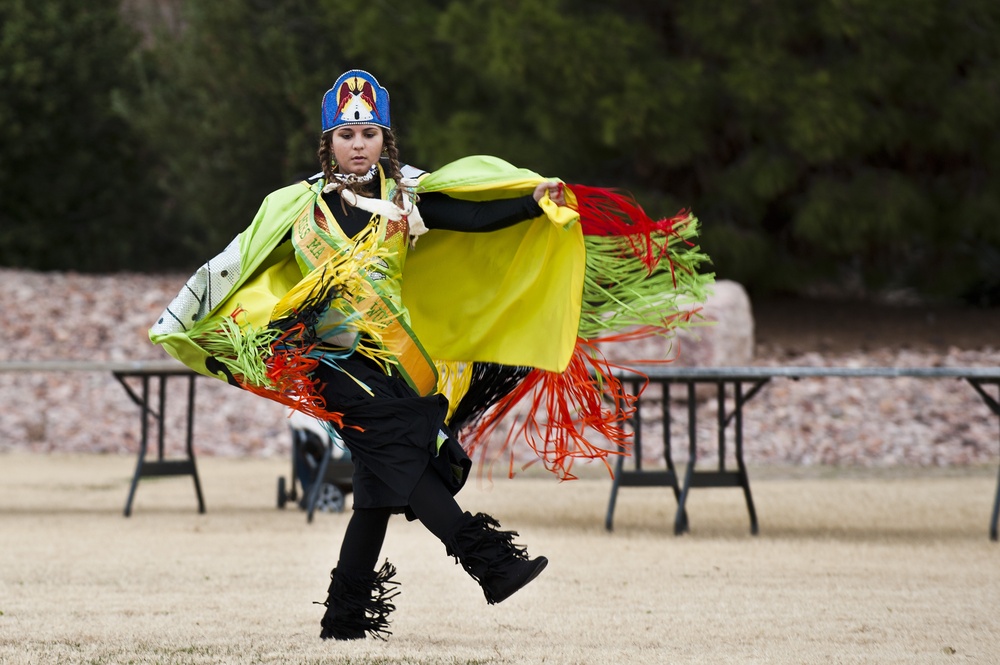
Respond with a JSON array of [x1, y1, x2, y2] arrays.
[[332, 164, 378, 185], [323, 164, 378, 194]]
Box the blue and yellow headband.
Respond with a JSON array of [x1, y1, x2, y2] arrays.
[[321, 69, 391, 132]]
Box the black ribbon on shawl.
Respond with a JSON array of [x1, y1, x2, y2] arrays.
[[447, 362, 532, 432]]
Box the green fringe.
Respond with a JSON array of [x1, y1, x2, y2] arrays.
[[579, 216, 714, 340], [191, 313, 280, 389]]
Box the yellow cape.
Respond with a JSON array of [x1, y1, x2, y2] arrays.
[[407, 155, 585, 373]]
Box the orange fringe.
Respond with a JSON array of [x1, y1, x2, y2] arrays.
[[236, 322, 348, 429], [461, 311, 708, 481], [462, 336, 640, 481]]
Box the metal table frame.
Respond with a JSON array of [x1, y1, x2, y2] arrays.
[[0, 360, 204, 516], [605, 366, 1000, 541], [112, 364, 205, 516]]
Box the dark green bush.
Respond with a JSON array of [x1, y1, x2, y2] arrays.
[[3, 0, 999, 302], [0, 0, 176, 270]]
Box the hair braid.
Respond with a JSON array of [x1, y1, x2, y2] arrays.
[[317, 133, 337, 187], [382, 129, 405, 206]]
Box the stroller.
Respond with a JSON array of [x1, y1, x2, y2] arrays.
[[276, 412, 354, 523]]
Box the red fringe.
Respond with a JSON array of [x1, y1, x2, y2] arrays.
[[597, 308, 703, 363], [462, 336, 655, 481], [567, 184, 693, 279], [234, 322, 347, 429], [461, 313, 707, 481]]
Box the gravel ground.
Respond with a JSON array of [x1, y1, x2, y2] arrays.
[[1, 268, 998, 469]]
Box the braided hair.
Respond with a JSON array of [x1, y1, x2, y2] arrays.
[[317, 128, 405, 206], [382, 129, 405, 206]]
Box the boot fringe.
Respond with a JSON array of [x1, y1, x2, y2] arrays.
[[318, 560, 401, 640], [445, 512, 533, 605]]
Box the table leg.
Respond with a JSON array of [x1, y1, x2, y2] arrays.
[[675, 382, 698, 535], [123, 374, 151, 517], [966, 379, 1000, 541], [604, 378, 682, 532], [734, 381, 759, 535], [186, 375, 206, 514], [604, 449, 627, 532], [664, 382, 687, 531]]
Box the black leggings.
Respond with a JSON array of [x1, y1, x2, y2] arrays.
[[336, 463, 465, 572]]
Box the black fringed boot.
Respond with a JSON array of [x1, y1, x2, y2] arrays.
[[445, 512, 548, 605], [318, 560, 400, 640]]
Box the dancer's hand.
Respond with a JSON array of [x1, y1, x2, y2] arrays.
[[533, 181, 566, 206]]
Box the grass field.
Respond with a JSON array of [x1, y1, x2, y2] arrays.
[[2, 453, 999, 664]]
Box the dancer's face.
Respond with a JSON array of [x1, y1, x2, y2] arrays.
[[331, 125, 384, 176]]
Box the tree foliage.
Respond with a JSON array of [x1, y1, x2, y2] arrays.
[[123, 1, 326, 257], [0, 0, 170, 269], [675, 0, 1000, 299], [2, 0, 999, 302]]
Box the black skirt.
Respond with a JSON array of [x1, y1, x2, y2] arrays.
[[312, 355, 471, 515]]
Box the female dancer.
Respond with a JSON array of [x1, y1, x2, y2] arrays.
[[151, 69, 711, 640]]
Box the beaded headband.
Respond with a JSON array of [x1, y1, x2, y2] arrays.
[[321, 69, 391, 132]]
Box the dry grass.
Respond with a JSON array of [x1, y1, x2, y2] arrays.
[[1, 452, 999, 664]]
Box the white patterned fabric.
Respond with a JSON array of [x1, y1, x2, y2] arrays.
[[150, 235, 243, 335]]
